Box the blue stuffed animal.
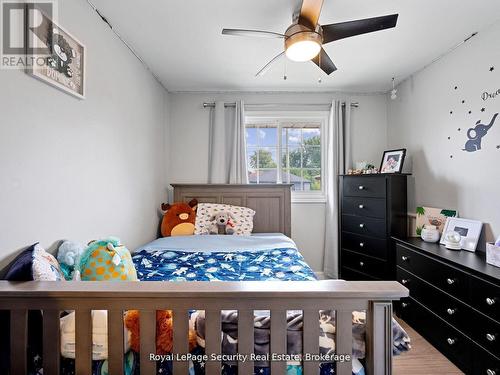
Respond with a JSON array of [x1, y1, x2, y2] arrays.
[[57, 240, 86, 280]]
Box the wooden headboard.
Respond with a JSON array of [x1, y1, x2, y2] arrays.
[[171, 184, 292, 236]]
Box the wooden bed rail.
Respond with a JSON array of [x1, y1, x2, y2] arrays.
[[0, 280, 408, 375]]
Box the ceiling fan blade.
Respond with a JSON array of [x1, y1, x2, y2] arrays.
[[312, 48, 337, 75], [322, 14, 399, 44], [292, 0, 303, 23], [298, 0, 324, 29], [256, 51, 286, 77], [222, 29, 284, 38]]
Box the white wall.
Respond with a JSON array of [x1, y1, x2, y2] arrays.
[[0, 0, 168, 268], [168, 92, 388, 271], [387, 22, 500, 244]]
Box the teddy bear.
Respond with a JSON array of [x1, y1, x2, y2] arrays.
[[160, 199, 198, 237], [124, 310, 197, 354], [57, 240, 86, 280], [209, 211, 235, 235]]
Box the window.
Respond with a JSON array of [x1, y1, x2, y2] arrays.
[[245, 112, 327, 202]]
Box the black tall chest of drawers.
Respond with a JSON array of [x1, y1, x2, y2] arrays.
[[339, 174, 408, 280]]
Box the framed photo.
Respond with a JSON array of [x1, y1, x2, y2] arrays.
[[415, 206, 458, 236], [440, 217, 483, 252], [26, 8, 85, 99], [379, 149, 406, 174]]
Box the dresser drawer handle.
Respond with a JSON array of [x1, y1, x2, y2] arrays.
[[401, 279, 409, 285], [486, 369, 497, 375], [401, 302, 408, 308], [486, 333, 497, 342], [359, 261, 364, 267], [359, 242, 365, 248], [446, 308, 457, 315], [358, 204, 364, 209], [359, 223, 365, 228], [446, 338, 456, 345], [358, 185, 364, 190], [486, 297, 497, 306], [446, 278, 456, 285], [401, 256, 409, 262]]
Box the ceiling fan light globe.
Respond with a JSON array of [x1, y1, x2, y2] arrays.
[[285, 40, 321, 62], [391, 89, 398, 100]]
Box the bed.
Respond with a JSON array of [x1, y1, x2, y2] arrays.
[[0, 184, 409, 375]]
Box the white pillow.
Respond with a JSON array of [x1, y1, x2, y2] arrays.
[[32, 244, 65, 281], [195, 203, 255, 236], [60, 310, 130, 360]]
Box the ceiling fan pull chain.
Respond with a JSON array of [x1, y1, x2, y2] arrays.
[[318, 51, 322, 83]]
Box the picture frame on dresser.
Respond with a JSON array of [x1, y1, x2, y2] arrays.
[[379, 148, 406, 174], [440, 217, 483, 252]]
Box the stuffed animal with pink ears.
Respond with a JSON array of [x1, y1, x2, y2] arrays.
[[209, 211, 235, 235]]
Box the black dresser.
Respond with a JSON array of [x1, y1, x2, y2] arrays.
[[339, 174, 408, 280], [395, 238, 500, 374]]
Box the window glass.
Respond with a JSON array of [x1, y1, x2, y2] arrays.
[[246, 120, 323, 195]]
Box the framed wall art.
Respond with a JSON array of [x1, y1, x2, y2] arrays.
[[26, 7, 85, 99]]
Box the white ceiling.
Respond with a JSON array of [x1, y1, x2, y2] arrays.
[[90, 0, 500, 93]]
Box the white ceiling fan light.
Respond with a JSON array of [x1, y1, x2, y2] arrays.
[[285, 39, 321, 61], [284, 25, 322, 62], [391, 77, 398, 100]]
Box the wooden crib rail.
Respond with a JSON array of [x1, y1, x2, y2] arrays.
[[0, 280, 408, 375]]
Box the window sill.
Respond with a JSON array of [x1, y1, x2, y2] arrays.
[[291, 194, 327, 204]]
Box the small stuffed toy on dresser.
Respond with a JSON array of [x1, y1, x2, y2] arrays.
[[209, 211, 236, 235]]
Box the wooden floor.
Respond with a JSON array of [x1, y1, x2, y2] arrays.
[[393, 318, 463, 375]]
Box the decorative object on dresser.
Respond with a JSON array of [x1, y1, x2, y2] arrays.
[[440, 217, 483, 251], [395, 238, 500, 374], [442, 231, 462, 250], [420, 225, 440, 243], [487, 242, 500, 268], [339, 174, 408, 280], [415, 206, 458, 236]]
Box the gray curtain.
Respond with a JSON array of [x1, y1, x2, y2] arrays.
[[323, 100, 352, 278], [208, 100, 248, 184]]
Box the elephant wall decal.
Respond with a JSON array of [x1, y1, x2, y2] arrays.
[[463, 113, 498, 152]]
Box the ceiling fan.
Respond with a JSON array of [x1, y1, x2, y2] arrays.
[[222, 0, 398, 76]]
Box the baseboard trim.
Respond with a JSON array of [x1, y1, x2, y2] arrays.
[[315, 271, 327, 280]]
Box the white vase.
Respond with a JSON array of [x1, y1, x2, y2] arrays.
[[421, 225, 440, 243]]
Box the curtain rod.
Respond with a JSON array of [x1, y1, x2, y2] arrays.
[[202, 102, 359, 109]]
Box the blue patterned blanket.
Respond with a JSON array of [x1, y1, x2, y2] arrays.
[[132, 247, 317, 282]]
